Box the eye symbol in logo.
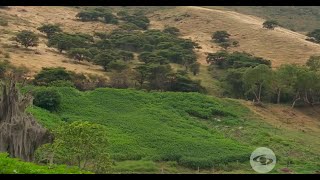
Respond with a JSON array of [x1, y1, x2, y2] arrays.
[[252, 154, 273, 165], [250, 147, 276, 173]]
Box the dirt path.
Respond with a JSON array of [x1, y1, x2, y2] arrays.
[[149, 6, 320, 68]]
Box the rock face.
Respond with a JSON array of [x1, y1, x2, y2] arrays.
[[0, 79, 52, 161]]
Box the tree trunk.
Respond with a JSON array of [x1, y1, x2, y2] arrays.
[[292, 92, 301, 108], [0, 77, 52, 161], [258, 83, 262, 103], [277, 89, 281, 104]]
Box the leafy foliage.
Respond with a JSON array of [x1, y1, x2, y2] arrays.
[[37, 24, 62, 38], [33, 88, 61, 112], [206, 51, 271, 69], [263, 20, 279, 29], [36, 121, 111, 173], [15, 30, 39, 48], [29, 86, 252, 169], [0, 153, 88, 174], [33, 67, 73, 86]]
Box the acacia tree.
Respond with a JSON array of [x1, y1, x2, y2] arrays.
[[68, 48, 92, 62], [15, 30, 39, 48], [93, 51, 118, 71], [133, 64, 151, 88], [243, 64, 272, 104], [37, 24, 62, 38], [212, 31, 231, 43], [263, 20, 279, 30]]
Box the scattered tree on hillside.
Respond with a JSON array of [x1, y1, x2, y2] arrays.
[[37, 24, 62, 38], [93, 51, 118, 71], [76, 11, 101, 21], [263, 20, 279, 30], [212, 31, 231, 43], [68, 48, 92, 61], [15, 30, 39, 48]]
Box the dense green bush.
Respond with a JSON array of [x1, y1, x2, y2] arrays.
[[33, 67, 73, 86], [37, 24, 62, 38], [33, 88, 61, 112], [207, 51, 271, 69], [15, 30, 39, 48]]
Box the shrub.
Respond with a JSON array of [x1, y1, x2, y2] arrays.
[[263, 20, 279, 30], [37, 24, 62, 38], [212, 31, 231, 43], [33, 89, 61, 112], [163, 27, 180, 36], [15, 30, 39, 48], [33, 67, 73, 86]]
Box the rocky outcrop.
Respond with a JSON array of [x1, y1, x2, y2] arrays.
[[0, 79, 52, 161]]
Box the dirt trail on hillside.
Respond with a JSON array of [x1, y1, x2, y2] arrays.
[[149, 6, 320, 67]]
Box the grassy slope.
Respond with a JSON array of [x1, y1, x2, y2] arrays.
[[148, 6, 320, 68], [0, 153, 88, 174], [206, 6, 320, 34], [27, 87, 320, 174]]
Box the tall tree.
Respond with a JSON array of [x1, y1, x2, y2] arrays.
[[243, 64, 272, 104]]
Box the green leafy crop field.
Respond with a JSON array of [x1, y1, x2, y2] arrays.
[[28, 87, 253, 169], [26, 87, 320, 173]]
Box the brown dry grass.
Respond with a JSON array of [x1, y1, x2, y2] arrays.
[[0, 6, 117, 77], [241, 100, 320, 133], [148, 6, 320, 68]]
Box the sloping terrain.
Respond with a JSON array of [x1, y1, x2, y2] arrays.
[[148, 6, 320, 67], [0, 6, 116, 77], [1, 6, 320, 78], [25, 87, 320, 173]]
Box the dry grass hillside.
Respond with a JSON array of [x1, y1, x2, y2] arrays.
[[1, 6, 320, 78], [0, 6, 117, 77], [148, 6, 320, 68]]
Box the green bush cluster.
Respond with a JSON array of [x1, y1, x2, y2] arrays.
[[0, 153, 88, 174], [207, 50, 271, 69]]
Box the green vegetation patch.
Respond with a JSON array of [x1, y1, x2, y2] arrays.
[[29, 87, 253, 169], [0, 153, 89, 174]]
